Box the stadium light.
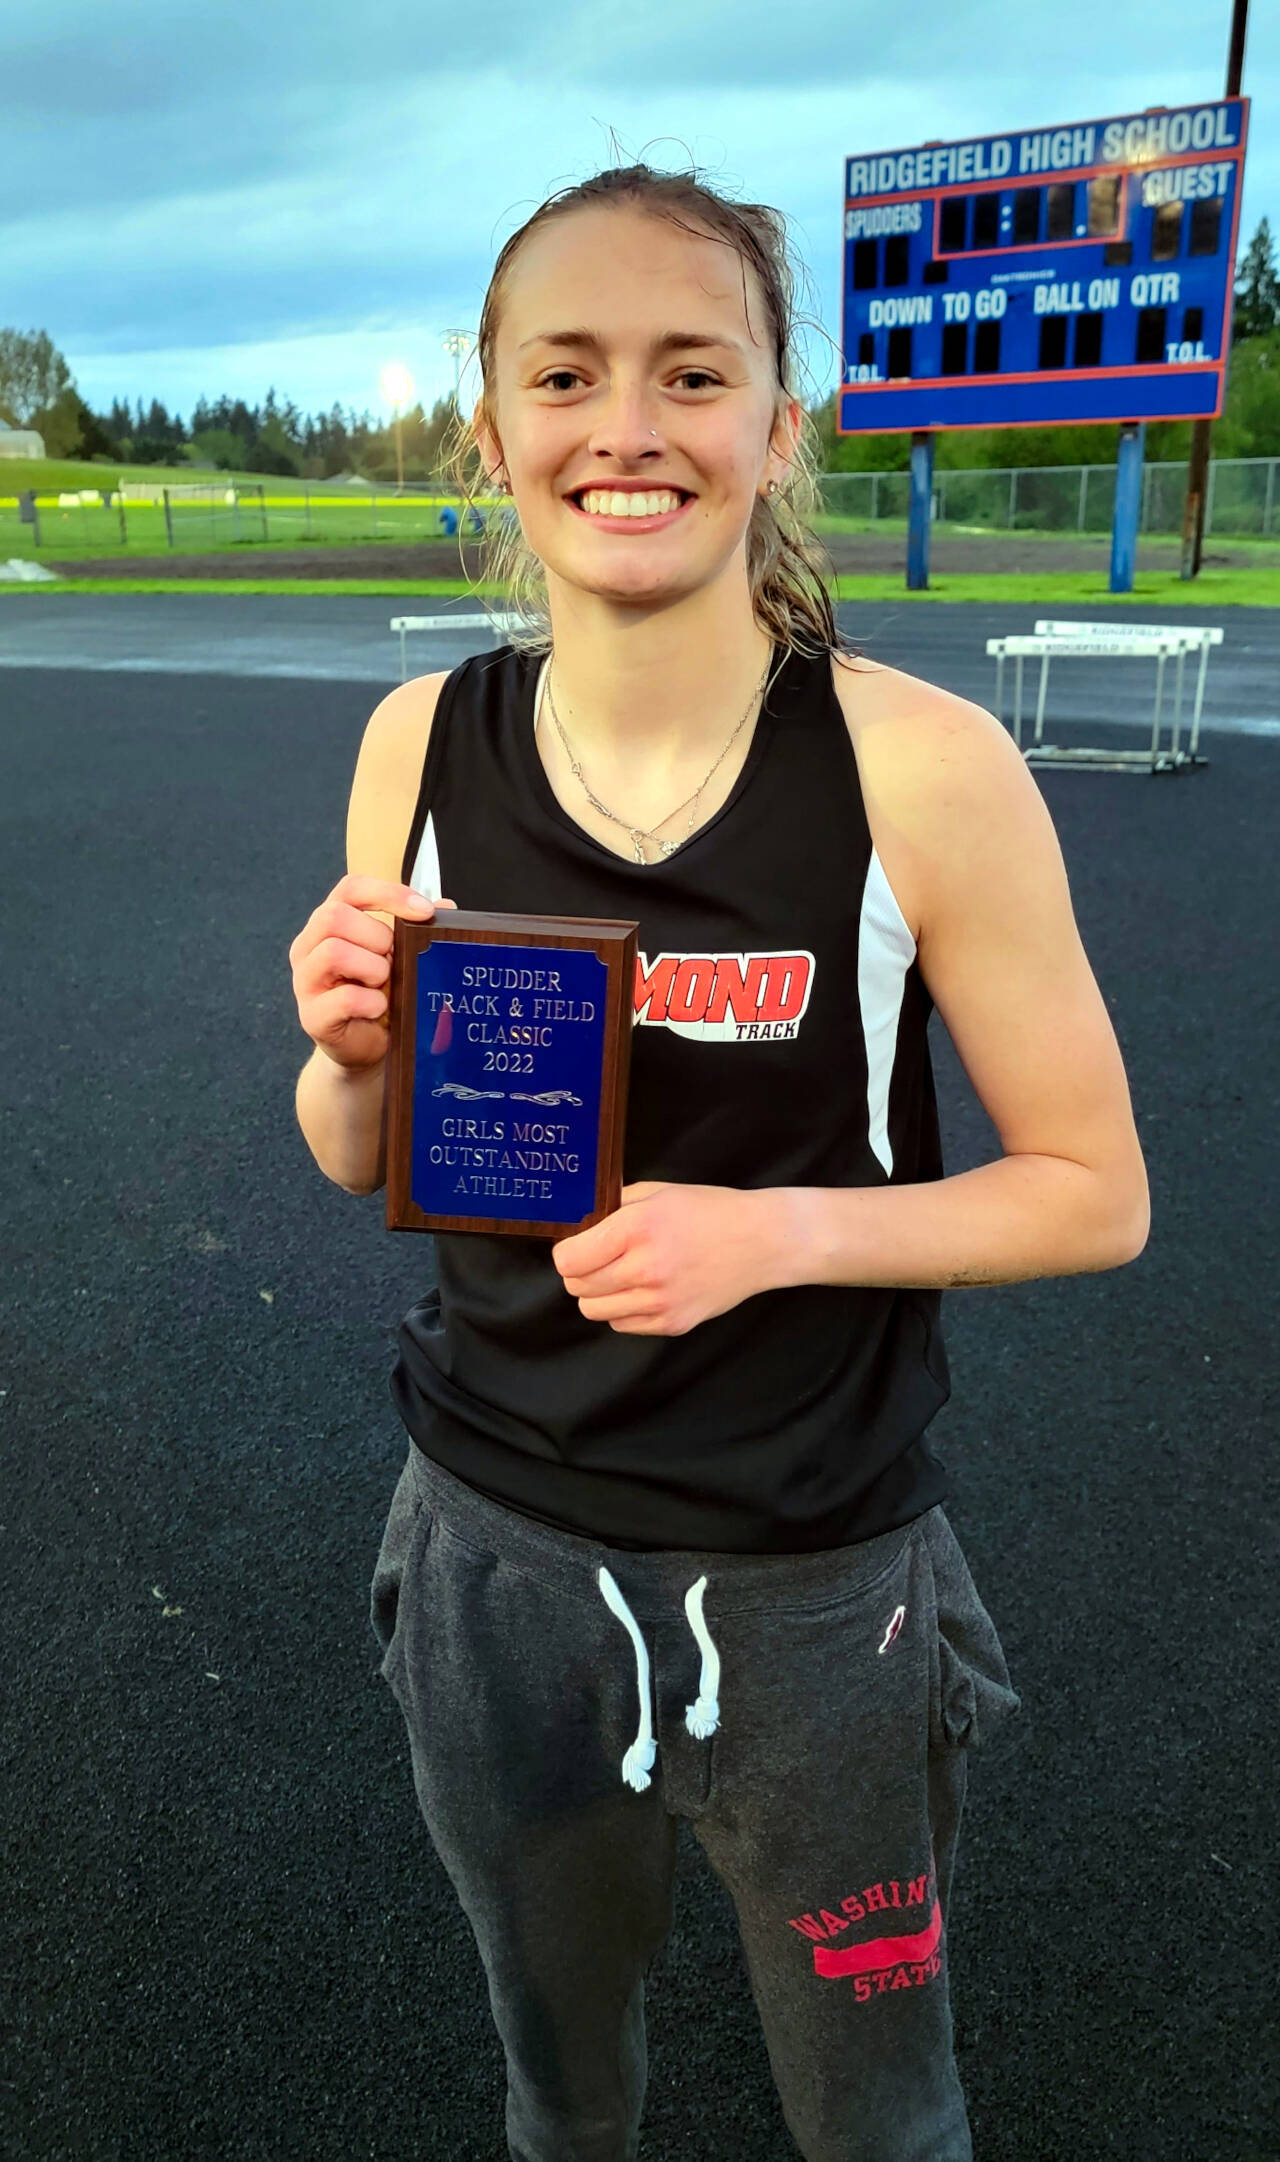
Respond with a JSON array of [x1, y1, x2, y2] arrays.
[[442, 331, 474, 423]]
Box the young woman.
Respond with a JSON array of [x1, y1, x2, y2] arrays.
[[290, 165, 1150, 2162]]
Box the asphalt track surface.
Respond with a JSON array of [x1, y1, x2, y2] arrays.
[[1, 590, 1279, 735], [3, 599, 1277, 2161]]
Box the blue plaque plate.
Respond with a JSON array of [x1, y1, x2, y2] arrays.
[[413, 939, 605, 1224], [386, 911, 638, 1238]]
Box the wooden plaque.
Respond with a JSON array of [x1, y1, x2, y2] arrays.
[[386, 909, 638, 1238]]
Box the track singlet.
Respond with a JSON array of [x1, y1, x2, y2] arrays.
[[390, 641, 952, 1553]]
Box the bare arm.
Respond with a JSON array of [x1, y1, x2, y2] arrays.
[[292, 672, 450, 1195], [764, 693, 1150, 1288]]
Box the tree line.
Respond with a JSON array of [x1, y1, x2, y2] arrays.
[[2, 218, 1278, 481], [0, 348, 457, 482]]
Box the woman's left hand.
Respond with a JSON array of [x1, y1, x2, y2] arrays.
[[551, 1181, 778, 1335]]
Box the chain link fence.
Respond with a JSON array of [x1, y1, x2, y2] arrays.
[[817, 456, 1280, 536], [0, 481, 269, 555], [1, 458, 1276, 561], [0, 479, 503, 559]]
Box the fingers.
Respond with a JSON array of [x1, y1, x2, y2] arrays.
[[558, 1253, 641, 1297], [577, 1296, 658, 1324], [293, 886, 454, 969], [335, 874, 437, 916], [288, 878, 459, 1064], [551, 1212, 633, 1277], [291, 895, 382, 970], [308, 981, 390, 1032], [303, 933, 391, 993]]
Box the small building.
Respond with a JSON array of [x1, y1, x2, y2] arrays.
[[0, 422, 46, 458]]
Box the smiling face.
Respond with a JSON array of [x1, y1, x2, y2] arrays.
[[475, 202, 800, 611]]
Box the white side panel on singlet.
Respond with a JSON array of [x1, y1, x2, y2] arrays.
[[409, 811, 442, 902], [409, 654, 548, 901], [859, 849, 918, 1179]]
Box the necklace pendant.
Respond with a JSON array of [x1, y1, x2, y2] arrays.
[[630, 830, 646, 863]]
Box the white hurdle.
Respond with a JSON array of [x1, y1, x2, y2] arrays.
[[1033, 621, 1222, 763], [986, 624, 1222, 775], [389, 611, 530, 683]]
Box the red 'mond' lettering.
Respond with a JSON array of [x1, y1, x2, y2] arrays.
[[749, 953, 811, 1023], [635, 949, 813, 1028], [669, 956, 717, 1023], [811, 1898, 943, 1980], [705, 957, 762, 1025], [633, 954, 678, 1022]]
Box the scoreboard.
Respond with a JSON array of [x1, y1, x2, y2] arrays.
[[839, 97, 1250, 434]]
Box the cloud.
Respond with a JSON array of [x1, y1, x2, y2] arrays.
[[3, 0, 1274, 415]]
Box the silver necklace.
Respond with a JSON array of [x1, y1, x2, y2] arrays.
[[540, 655, 771, 865]]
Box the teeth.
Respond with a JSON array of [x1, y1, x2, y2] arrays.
[[578, 490, 683, 518]]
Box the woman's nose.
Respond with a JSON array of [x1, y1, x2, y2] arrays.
[[587, 403, 664, 457]]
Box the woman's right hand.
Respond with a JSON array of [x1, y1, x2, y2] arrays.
[[289, 875, 457, 1072]]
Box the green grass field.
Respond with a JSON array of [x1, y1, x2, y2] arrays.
[[4, 454, 1280, 566], [2, 455, 1277, 605], [3, 567, 1275, 605], [6, 500, 1280, 568], [0, 454, 401, 494], [0, 473, 488, 556]]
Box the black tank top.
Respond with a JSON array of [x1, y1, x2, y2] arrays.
[[390, 639, 952, 1553]]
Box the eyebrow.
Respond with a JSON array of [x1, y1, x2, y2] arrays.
[[517, 328, 746, 359]]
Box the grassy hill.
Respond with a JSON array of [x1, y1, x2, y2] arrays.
[[0, 455, 398, 496]]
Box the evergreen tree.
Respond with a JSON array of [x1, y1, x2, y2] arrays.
[[1233, 217, 1280, 343], [73, 398, 115, 460]]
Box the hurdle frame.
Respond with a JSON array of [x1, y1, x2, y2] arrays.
[[389, 611, 530, 682], [987, 626, 1221, 775]]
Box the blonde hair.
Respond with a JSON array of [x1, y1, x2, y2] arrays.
[[437, 158, 863, 665]]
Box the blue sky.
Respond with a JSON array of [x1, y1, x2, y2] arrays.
[[6, 0, 1275, 424]]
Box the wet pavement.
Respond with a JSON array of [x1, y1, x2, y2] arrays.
[[0, 591, 1276, 743], [3, 637, 1277, 2162]]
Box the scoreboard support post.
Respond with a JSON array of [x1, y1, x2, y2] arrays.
[[1109, 422, 1147, 595], [907, 431, 933, 590]]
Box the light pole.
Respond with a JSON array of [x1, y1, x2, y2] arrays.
[[1181, 0, 1250, 577], [442, 330, 476, 523], [379, 362, 414, 493], [441, 330, 474, 429]]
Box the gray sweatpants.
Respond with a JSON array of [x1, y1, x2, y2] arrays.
[[371, 1441, 1020, 2162]]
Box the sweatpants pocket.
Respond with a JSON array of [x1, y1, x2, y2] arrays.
[[920, 1506, 1021, 1753], [369, 1447, 434, 1680]]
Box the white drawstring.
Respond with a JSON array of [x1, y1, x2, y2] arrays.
[[683, 1575, 722, 1739], [597, 1565, 722, 1791]]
